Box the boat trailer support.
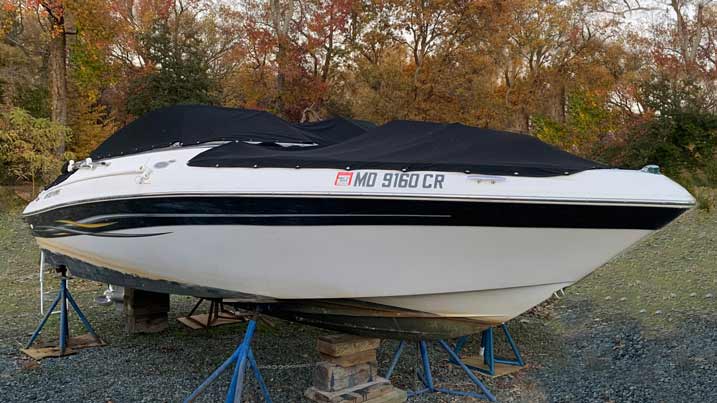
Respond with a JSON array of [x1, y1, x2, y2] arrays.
[[385, 339, 496, 401], [184, 320, 272, 403], [452, 323, 525, 376], [26, 265, 100, 356]]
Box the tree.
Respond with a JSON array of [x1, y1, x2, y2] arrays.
[[1, 2, 48, 116], [126, 16, 216, 116], [533, 88, 620, 157], [1, 0, 71, 154], [270, 0, 294, 113], [42, 0, 67, 132]]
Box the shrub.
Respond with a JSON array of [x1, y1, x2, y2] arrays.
[[0, 107, 72, 194], [628, 112, 717, 177]]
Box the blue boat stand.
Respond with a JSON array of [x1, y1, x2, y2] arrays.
[[384, 339, 497, 401], [452, 323, 525, 376], [26, 265, 101, 355], [184, 320, 272, 403]]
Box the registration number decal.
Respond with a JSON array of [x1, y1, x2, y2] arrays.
[[334, 171, 444, 189]]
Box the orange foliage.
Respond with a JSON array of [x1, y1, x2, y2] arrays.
[[3, 0, 717, 163]]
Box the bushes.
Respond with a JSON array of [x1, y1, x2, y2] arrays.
[[602, 75, 717, 211], [621, 111, 717, 178], [533, 90, 619, 159], [0, 107, 72, 194], [614, 110, 717, 210]]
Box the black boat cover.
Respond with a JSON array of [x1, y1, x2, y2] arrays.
[[295, 118, 376, 145], [90, 105, 317, 160], [188, 120, 608, 177]]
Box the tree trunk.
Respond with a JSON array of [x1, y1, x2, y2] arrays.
[[670, 0, 706, 79], [47, 12, 68, 155], [554, 82, 567, 124], [270, 0, 293, 115], [275, 38, 287, 113]]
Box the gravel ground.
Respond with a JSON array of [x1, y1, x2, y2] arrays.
[[534, 313, 717, 403], [1, 187, 716, 402]]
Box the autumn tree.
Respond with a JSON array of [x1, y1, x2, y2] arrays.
[[591, 0, 717, 181], [0, 0, 71, 154], [0, 2, 48, 116]]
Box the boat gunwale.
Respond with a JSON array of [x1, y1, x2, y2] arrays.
[[23, 191, 695, 217]]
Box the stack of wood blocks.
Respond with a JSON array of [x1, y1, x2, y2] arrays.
[[305, 334, 406, 403]]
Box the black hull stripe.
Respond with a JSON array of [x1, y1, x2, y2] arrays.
[[25, 196, 687, 238]]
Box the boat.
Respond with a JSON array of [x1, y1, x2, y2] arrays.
[[23, 105, 695, 339]]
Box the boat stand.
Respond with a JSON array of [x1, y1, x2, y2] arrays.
[[178, 297, 248, 330], [452, 324, 525, 377], [23, 266, 104, 359], [384, 339, 496, 401], [185, 320, 272, 403]]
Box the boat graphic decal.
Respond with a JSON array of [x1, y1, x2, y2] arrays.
[[56, 219, 116, 229], [33, 223, 171, 239]]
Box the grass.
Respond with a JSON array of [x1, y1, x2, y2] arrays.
[[0, 190, 118, 352], [562, 204, 716, 335], [0, 188, 47, 341]]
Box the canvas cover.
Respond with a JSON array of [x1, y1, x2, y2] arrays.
[[90, 105, 317, 159], [295, 117, 376, 145], [188, 120, 608, 177]]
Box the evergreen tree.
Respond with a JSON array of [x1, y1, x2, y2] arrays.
[[127, 20, 215, 116]]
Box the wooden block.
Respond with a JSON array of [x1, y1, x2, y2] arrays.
[[313, 362, 376, 392], [125, 288, 169, 333], [461, 356, 525, 378], [21, 334, 106, 360], [124, 288, 170, 315], [355, 383, 394, 400], [317, 334, 380, 357], [364, 388, 406, 403], [320, 349, 377, 367], [305, 384, 405, 403], [21, 346, 77, 360], [127, 312, 168, 333], [304, 387, 335, 402], [305, 378, 390, 402], [305, 387, 364, 402]]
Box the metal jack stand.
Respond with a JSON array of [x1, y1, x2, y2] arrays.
[[385, 339, 496, 401], [180, 298, 247, 329], [185, 320, 272, 403], [23, 266, 104, 359], [452, 324, 525, 377]]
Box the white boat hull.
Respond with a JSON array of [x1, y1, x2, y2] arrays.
[[37, 223, 649, 322]]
